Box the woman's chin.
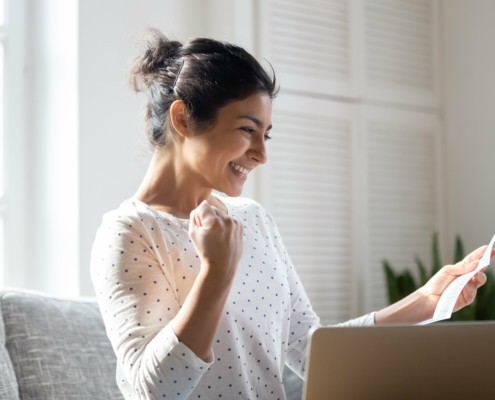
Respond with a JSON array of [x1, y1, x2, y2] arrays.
[[221, 185, 243, 198]]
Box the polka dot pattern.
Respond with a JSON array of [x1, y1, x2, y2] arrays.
[[91, 195, 374, 399]]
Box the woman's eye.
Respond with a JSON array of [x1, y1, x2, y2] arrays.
[[240, 127, 272, 141], [241, 127, 255, 134]]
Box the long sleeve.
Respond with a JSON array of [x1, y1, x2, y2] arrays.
[[334, 312, 375, 327], [90, 206, 211, 399], [91, 196, 375, 399], [259, 211, 320, 379]]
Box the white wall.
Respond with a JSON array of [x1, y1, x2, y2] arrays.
[[443, 0, 495, 255]]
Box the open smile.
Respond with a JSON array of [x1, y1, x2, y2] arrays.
[[229, 162, 251, 178]]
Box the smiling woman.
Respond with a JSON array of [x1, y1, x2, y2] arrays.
[[127, 29, 276, 217], [90, 27, 490, 400], [91, 29, 314, 400]]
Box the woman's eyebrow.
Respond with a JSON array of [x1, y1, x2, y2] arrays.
[[237, 115, 272, 131]]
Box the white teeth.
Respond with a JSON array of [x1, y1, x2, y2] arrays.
[[230, 162, 249, 175]]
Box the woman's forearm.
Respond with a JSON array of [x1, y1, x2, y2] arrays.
[[171, 270, 234, 361], [374, 289, 433, 325]]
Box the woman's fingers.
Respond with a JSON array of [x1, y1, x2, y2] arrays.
[[446, 245, 488, 275], [464, 245, 487, 264], [474, 271, 487, 288], [190, 200, 224, 229], [188, 200, 244, 277]]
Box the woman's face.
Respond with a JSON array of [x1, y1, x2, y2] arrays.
[[182, 92, 273, 196]]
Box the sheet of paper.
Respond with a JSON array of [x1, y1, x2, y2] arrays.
[[418, 232, 495, 325], [477, 232, 495, 271]]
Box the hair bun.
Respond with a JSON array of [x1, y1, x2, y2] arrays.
[[130, 28, 182, 90]]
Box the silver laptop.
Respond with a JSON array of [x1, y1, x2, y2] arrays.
[[303, 323, 495, 400]]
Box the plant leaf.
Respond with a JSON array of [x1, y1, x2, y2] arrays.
[[454, 235, 465, 263], [415, 256, 429, 286], [431, 232, 442, 275], [383, 260, 400, 304], [397, 270, 417, 298], [451, 304, 475, 321], [475, 270, 495, 320]]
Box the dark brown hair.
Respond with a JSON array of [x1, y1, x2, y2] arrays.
[[130, 28, 278, 146]]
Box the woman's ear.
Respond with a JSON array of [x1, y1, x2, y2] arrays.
[[169, 100, 190, 139]]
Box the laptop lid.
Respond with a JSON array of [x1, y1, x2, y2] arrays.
[[303, 323, 495, 400]]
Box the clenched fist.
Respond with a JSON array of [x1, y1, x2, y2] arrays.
[[188, 200, 244, 284]]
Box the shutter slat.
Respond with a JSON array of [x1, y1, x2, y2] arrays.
[[268, 0, 350, 84], [366, 0, 434, 90], [270, 107, 353, 324]]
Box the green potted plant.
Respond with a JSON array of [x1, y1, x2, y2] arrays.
[[383, 233, 495, 321]]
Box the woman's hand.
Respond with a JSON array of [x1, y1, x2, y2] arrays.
[[375, 245, 494, 324], [188, 200, 244, 283], [419, 245, 491, 314]]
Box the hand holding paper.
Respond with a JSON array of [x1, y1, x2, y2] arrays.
[[418, 233, 495, 325]]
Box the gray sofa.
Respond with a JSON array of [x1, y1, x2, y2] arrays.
[[0, 289, 122, 400], [0, 288, 303, 399]]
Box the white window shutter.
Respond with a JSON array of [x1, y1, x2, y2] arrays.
[[260, 93, 355, 324], [361, 106, 442, 312], [363, 0, 440, 106], [258, 0, 355, 97], [256, 0, 444, 319]]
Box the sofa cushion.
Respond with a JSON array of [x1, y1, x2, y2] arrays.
[[0, 302, 19, 400], [0, 290, 123, 400], [283, 366, 303, 400]]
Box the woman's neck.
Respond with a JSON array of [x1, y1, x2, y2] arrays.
[[134, 150, 225, 218]]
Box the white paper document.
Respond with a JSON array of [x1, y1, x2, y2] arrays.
[[418, 232, 495, 325]]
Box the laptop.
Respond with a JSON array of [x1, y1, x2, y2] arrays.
[[303, 323, 495, 400]]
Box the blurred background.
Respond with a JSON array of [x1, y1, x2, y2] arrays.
[[0, 0, 494, 324]]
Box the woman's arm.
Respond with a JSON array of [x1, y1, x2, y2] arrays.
[[375, 245, 491, 324], [171, 201, 243, 361], [91, 201, 243, 399]]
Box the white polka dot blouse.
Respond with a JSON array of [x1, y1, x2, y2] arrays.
[[90, 195, 374, 399]]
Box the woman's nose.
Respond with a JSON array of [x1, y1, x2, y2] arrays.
[[248, 137, 267, 164]]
